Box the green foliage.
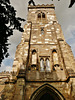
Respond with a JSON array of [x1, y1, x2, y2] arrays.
[[0, 0, 25, 66]]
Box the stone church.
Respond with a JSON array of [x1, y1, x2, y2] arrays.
[[1, 4, 75, 100]]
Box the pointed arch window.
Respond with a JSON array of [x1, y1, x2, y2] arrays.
[[37, 12, 46, 19], [38, 13, 41, 18], [52, 50, 59, 67], [46, 58, 51, 71], [32, 50, 37, 65], [40, 58, 44, 71], [42, 13, 45, 18]]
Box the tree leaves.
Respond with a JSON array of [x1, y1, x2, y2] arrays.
[[0, 0, 25, 66]]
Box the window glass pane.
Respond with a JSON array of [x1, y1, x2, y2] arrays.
[[40, 59, 44, 71], [46, 59, 51, 71]]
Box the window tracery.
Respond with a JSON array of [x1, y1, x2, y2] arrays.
[[40, 58, 44, 71], [46, 58, 51, 71], [40, 57, 51, 71], [37, 12, 45, 19]]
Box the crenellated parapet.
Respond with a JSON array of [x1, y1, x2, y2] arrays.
[[28, 4, 55, 9]]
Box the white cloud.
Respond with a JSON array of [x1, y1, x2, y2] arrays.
[[64, 25, 75, 56], [0, 57, 13, 72], [0, 63, 6, 72], [8, 30, 22, 58], [0, 63, 12, 72], [64, 25, 75, 40], [5, 66, 12, 72]]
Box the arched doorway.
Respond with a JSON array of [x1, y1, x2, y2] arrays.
[[39, 93, 55, 100], [30, 84, 65, 100]]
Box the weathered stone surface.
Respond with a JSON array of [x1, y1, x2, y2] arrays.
[[0, 4, 75, 100]]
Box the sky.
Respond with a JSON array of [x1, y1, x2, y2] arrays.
[[0, 0, 75, 72]]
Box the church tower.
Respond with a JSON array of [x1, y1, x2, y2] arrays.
[[1, 4, 75, 100]]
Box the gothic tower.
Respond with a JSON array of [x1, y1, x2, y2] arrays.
[[1, 4, 75, 100]]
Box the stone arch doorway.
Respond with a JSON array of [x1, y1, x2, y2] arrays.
[[30, 84, 65, 100]]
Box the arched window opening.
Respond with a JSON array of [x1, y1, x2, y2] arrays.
[[40, 58, 44, 71], [32, 50, 37, 65], [32, 50, 36, 54], [46, 58, 51, 71], [52, 49, 59, 68], [41, 28, 44, 35], [38, 13, 41, 18], [52, 49, 57, 53], [42, 13, 45, 18]]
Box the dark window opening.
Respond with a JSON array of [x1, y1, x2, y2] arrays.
[[39, 93, 55, 100], [38, 13, 41, 18], [32, 49, 36, 54], [42, 13, 45, 18], [54, 64, 59, 67], [52, 49, 57, 53]]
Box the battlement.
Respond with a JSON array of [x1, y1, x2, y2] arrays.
[[28, 4, 55, 10], [0, 71, 11, 81], [0, 71, 11, 74]]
